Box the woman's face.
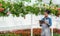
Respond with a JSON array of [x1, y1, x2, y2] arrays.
[[44, 12, 48, 17]]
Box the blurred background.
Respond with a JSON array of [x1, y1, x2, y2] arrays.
[[0, 0, 60, 36]]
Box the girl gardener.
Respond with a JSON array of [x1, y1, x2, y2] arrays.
[[40, 10, 52, 36]]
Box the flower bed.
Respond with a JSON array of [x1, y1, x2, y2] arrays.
[[53, 28, 60, 34], [0, 29, 31, 36]]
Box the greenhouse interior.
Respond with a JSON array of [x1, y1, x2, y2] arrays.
[[0, 0, 60, 36]]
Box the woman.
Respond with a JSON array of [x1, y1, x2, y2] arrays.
[[40, 10, 52, 36]]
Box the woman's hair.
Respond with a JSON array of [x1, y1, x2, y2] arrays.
[[45, 9, 51, 14]]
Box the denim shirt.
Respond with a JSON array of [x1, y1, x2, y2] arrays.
[[41, 17, 52, 27]]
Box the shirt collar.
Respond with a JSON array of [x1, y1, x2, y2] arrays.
[[44, 17, 49, 19]]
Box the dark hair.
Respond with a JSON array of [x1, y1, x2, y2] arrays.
[[45, 9, 51, 14]]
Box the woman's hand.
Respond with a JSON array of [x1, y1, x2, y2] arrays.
[[44, 21, 49, 24]]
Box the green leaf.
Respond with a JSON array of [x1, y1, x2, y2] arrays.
[[38, 0, 42, 2], [20, 0, 31, 2], [49, 0, 52, 5]]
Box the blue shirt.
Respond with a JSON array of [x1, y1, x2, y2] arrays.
[[42, 17, 52, 26]]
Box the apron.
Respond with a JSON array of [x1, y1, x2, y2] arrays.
[[41, 18, 51, 36]]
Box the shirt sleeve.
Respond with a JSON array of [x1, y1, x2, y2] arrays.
[[49, 18, 52, 26]]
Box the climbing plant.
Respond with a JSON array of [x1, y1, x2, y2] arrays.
[[0, 0, 59, 17]]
